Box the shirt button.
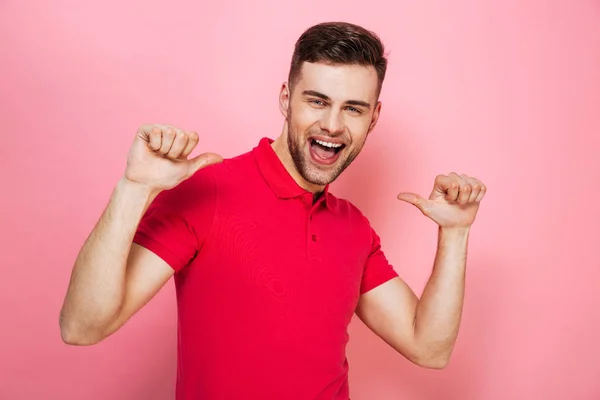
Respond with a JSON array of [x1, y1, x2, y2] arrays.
[[311, 234, 317, 241]]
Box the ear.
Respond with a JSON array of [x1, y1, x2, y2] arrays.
[[367, 101, 382, 134], [279, 82, 290, 118]]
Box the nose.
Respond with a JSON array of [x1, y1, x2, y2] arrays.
[[319, 109, 344, 135]]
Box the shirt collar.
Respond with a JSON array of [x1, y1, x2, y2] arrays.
[[252, 137, 335, 210]]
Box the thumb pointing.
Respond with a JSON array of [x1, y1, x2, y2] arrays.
[[397, 192, 428, 212], [189, 152, 224, 173]]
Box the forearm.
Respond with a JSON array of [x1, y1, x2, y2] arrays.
[[59, 177, 158, 343], [413, 227, 469, 365]]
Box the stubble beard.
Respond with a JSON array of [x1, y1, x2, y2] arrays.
[[286, 109, 362, 187]]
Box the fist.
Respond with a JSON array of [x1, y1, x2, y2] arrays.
[[397, 173, 487, 229], [124, 124, 223, 191]]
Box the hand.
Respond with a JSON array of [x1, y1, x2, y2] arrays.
[[124, 124, 223, 192], [397, 173, 487, 229]]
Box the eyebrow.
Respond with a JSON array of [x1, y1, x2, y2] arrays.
[[302, 90, 371, 109]]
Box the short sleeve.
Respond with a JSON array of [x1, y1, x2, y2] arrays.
[[133, 168, 217, 272], [360, 227, 399, 294]]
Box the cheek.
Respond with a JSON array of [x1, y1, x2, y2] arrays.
[[292, 107, 321, 132], [346, 118, 372, 141]]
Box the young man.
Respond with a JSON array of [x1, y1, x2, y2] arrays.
[[60, 22, 487, 399]]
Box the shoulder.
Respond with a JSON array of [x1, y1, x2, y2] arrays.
[[178, 147, 255, 193], [201, 148, 255, 181], [328, 194, 375, 242], [143, 148, 257, 227], [328, 195, 383, 259], [331, 195, 371, 224]]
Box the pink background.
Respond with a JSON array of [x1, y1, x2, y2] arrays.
[[1, 1, 599, 399]]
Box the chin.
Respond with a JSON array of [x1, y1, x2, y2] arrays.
[[299, 144, 347, 186], [302, 170, 337, 187], [286, 128, 352, 187]]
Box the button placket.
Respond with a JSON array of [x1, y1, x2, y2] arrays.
[[306, 206, 321, 262], [299, 193, 322, 261]]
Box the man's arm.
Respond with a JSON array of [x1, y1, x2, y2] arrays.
[[59, 124, 223, 345], [356, 172, 486, 369], [59, 178, 174, 345], [355, 227, 469, 369]]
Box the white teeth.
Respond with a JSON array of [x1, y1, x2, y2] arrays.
[[315, 139, 343, 148]]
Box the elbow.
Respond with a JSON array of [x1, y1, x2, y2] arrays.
[[417, 355, 450, 370], [61, 328, 103, 346], [59, 315, 106, 346], [409, 347, 453, 370]]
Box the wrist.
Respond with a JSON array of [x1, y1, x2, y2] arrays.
[[439, 226, 470, 240], [117, 176, 161, 201]]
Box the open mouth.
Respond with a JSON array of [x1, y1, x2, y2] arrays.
[[309, 138, 346, 164]]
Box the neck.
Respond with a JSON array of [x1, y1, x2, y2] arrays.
[[271, 129, 325, 195]]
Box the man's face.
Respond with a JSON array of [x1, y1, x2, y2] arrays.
[[279, 62, 381, 188]]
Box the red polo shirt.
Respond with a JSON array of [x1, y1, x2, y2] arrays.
[[133, 137, 398, 399]]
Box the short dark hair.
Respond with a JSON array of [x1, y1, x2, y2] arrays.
[[288, 21, 388, 96]]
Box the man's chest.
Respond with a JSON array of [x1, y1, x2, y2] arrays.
[[194, 197, 372, 325]]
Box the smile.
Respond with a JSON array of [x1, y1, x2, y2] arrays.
[[313, 139, 343, 149], [309, 137, 346, 165]]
